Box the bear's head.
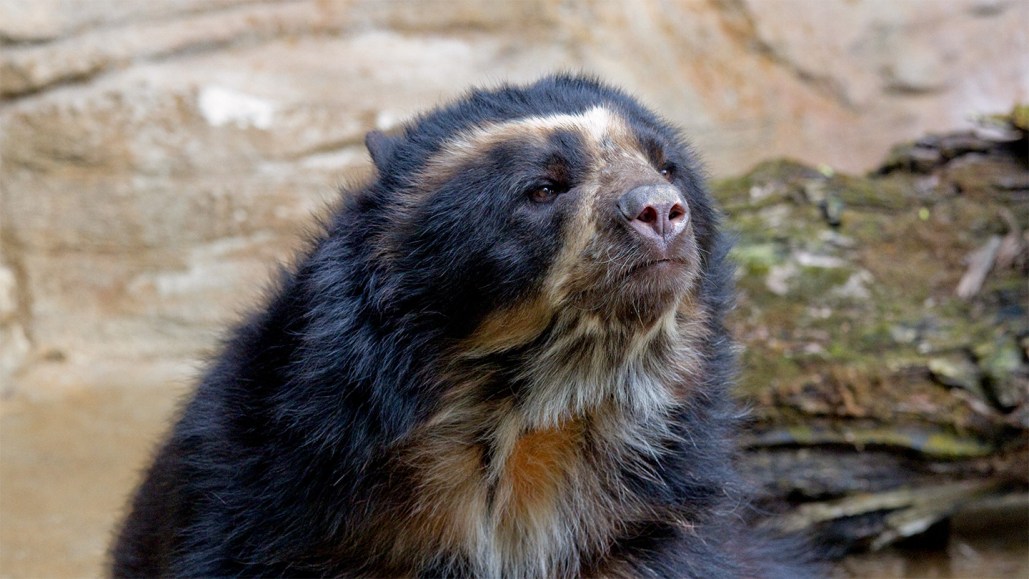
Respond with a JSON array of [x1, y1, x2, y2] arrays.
[[352, 76, 719, 369]]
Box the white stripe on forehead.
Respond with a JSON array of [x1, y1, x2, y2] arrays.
[[425, 106, 637, 174], [497, 106, 619, 143]]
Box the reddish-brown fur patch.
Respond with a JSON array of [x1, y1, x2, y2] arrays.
[[500, 420, 582, 516]]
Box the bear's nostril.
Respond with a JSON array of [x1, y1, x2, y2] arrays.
[[638, 206, 659, 224], [668, 203, 686, 222]]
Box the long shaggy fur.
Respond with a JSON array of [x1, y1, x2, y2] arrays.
[[111, 75, 813, 578]]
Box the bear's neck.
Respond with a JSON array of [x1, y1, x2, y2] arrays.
[[390, 306, 711, 577]]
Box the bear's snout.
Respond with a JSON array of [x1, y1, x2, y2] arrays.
[[616, 183, 689, 249]]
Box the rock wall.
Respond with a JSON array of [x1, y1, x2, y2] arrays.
[[1, 0, 1026, 395]]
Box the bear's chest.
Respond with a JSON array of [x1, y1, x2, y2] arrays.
[[398, 409, 649, 578]]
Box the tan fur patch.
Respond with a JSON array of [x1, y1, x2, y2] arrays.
[[392, 437, 486, 563], [461, 297, 553, 356]]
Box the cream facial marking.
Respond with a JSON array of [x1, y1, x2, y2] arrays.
[[419, 106, 651, 186]]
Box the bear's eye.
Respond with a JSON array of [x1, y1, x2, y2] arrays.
[[659, 163, 675, 182], [528, 184, 561, 204]]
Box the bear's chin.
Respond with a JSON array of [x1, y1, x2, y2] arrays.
[[578, 265, 694, 328]]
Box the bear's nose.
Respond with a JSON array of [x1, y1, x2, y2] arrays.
[[617, 184, 689, 245]]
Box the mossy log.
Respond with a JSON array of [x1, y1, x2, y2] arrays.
[[719, 106, 1028, 554]]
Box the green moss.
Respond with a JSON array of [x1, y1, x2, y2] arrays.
[[832, 175, 913, 211], [792, 266, 854, 297], [725, 145, 1026, 438], [1010, 103, 1029, 131], [750, 425, 996, 459], [712, 158, 822, 208], [730, 243, 785, 276]]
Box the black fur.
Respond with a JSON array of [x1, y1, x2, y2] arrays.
[[111, 75, 815, 578]]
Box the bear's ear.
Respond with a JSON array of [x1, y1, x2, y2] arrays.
[[365, 130, 398, 173]]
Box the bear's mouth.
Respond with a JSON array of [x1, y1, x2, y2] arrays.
[[624, 257, 692, 278]]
